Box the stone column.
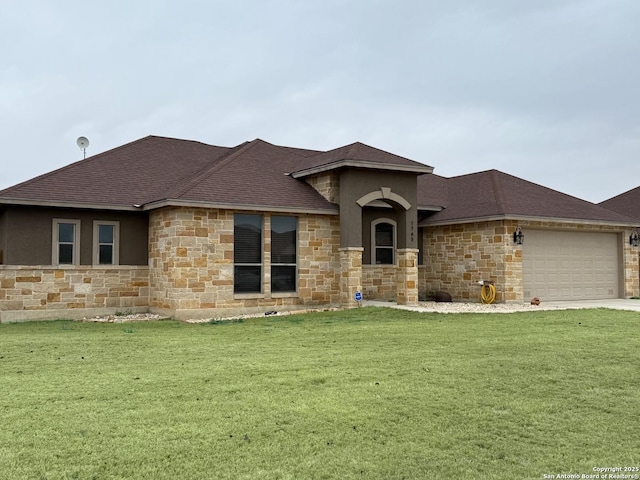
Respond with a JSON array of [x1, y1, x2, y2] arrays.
[[397, 248, 419, 306], [339, 247, 364, 308]]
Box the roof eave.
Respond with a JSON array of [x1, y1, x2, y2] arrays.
[[419, 214, 639, 228], [291, 160, 434, 178], [0, 198, 142, 212], [142, 199, 339, 215]]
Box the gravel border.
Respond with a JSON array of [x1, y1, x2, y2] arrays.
[[385, 301, 566, 314], [79, 301, 562, 324]]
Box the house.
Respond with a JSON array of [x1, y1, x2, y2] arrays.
[[417, 171, 639, 303], [0, 135, 638, 322]]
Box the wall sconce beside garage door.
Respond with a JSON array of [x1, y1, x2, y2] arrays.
[[513, 226, 524, 245]]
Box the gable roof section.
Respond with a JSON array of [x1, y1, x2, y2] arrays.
[[599, 187, 640, 222], [0, 136, 232, 210], [0, 135, 338, 214], [149, 139, 338, 213], [290, 142, 433, 178], [418, 169, 637, 226], [417, 173, 448, 210]]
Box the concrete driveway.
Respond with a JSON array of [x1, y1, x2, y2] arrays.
[[542, 299, 640, 312], [365, 298, 640, 314]]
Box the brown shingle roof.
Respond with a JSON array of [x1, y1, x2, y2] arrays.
[[0, 136, 232, 208], [419, 169, 637, 225], [291, 142, 433, 177], [417, 173, 448, 208], [3, 134, 633, 225], [0, 135, 337, 213], [599, 187, 640, 222], [159, 139, 338, 211]]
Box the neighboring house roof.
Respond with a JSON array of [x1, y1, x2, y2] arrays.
[[290, 142, 433, 178], [418, 169, 638, 226], [599, 187, 640, 223]]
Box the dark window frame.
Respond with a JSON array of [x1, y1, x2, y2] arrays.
[[234, 213, 263, 294], [372, 218, 396, 265], [271, 215, 297, 293]]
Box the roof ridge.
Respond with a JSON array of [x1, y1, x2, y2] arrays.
[[599, 185, 640, 206], [291, 141, 432, 178], [489, 170, 505, 212], [163, 140, 254, 200]]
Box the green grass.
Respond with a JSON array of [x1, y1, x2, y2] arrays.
[[1, 308, 639, 479]]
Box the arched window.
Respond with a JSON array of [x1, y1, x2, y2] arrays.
[[371, 219, 396, 265]]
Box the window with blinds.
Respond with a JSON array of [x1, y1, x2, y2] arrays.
[[234, 214, 263, 293], [271, 216, 297, 293]]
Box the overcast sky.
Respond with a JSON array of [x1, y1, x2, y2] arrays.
[[1, 0, 639, 203]]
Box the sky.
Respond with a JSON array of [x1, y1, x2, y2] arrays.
[[1, 0, 639, 203]]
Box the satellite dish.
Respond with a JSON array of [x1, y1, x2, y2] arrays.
[[77, 136, 90, 159]]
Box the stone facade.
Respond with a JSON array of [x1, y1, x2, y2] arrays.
[[149, 207, 342, 319], [305, 173, 340, 204], [148, 207, 234, 315], [422, 220, 518, 302], [0, 266, 149, 322], [362, 265, 397, 301], [353, 250, 419, 305], [421, 219, 639, 303], [4, 204, 637, 322], [339, 247, 364, 308], [396, 249, 419, 305], [298, 215, 342, 306]]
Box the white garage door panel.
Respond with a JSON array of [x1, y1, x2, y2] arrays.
[[522, 230, 619, 301]]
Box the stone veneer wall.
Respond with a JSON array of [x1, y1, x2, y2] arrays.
[[623, 231, 640, 298], [360, 252, 419, 305], [396, 249, 419, 305], [422, 219, 639, 303], [362, 265, 397, 301], [305, 172, 340, 204], [339, 247, 363, 308], [298, 215, 342, 306], [149, 207, 341, 319], [422, 220, 522, 303], [0, 266, 149, 322]]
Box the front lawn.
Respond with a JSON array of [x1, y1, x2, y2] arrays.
[[1, 308, 638, 479]]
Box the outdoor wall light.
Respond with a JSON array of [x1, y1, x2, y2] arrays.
[[630, 229, 640, 247], [513, 226, 524, 245]]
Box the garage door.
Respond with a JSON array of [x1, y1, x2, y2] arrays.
[[522, 230, 619, 301]]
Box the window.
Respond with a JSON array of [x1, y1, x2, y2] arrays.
[[234, 214, 263, 293], [52, 219, 80, 265], [372, 219, 396, 265], [271, 216, 297, 293], [93, 221, 120, 265]]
